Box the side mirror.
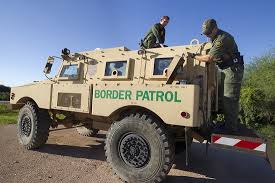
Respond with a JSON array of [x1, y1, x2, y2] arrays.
[[43, 56, 55, 74]]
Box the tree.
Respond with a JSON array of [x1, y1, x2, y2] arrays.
[[0, 85, 10, 101], [240, 49, 275, 126], [0, 85, 10, 92]]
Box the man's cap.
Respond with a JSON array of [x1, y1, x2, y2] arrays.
[[202, 19, 217, 35]]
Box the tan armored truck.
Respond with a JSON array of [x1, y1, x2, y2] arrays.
[[10, 43, 275, 182]]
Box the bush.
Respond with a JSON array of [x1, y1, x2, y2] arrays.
[[239, 87, 267, 127], [239, 50, 275, 126], [256, 124, 275, 150], [0, 92, 10, 101]]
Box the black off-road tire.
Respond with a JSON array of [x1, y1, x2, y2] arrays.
[[105, 112, 175, 183], [76, 126, 99, 137], [17, 101, 51, 150]]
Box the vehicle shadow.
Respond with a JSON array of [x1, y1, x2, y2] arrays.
[[166, 176, 214, 183], [37, 133, 107, 161], [37, 141, 106, 161], [36, 133, 275, 183], [168, 142, 275, 183]]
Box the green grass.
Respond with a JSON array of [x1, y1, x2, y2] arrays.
[[0, 104, 18, 125], [0, 104, 64, 125]]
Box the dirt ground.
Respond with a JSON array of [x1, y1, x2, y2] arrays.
[[0, 124, 275, 183]]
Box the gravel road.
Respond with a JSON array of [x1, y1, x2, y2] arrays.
[[0, 124, 274, 183]]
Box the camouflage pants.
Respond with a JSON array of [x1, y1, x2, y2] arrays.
[[142, 40, 160, 49], [142, 38, 167, 49], [221, 64, 244, 130]]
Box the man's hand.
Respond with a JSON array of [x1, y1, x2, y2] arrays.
[[192, 54, 214, 62]]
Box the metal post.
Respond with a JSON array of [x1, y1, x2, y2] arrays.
[[185, 126, 189, 166], [205, 140, 209, 160]]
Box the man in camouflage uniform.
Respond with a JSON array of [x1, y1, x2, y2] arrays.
[[192, 19, 244, 132], [140, 16, 170, 49]]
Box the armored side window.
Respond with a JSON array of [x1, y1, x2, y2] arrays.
[[57, 93, 81, 108], [153, 57, 173, 75], [104, 61, 127, 76], [59, 64, 79, 79]]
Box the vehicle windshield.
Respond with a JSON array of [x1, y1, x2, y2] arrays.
[[60, 64, 79, 79], [44, 58, 62, 79]]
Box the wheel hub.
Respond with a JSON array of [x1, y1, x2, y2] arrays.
[[21, 115, 32, 137], [119, 133, 150, 168]]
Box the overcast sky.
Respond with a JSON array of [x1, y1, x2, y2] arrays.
[[0, 0, 274, 86]]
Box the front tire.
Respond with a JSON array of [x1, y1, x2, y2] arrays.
[[105, 112, 175, 183], [17, 101, 51, 150]]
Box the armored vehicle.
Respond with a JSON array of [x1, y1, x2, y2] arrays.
[[10, 42, 275, 182]]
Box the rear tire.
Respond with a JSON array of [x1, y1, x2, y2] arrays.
[[76, 125, 99, 137], [17, 101, 51, 150], [105, 112, 175, 183]]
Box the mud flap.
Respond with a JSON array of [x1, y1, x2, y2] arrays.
[[211, 132, 275, 171], [211, 133, 267, 157]]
